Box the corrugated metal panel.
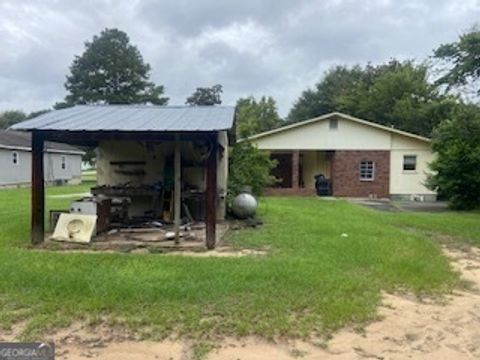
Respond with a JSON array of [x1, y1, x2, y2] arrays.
[[11, 105, 236, 132]]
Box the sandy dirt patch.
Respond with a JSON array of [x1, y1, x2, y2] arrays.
[[2, 246, 480, 359]]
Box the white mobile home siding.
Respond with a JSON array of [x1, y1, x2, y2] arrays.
[[0, 149, 82, 186]]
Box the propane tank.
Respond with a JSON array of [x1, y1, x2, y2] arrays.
[[232, 192, 258, 219]]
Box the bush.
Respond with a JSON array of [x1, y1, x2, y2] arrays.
[[227, 141, 277, 204], [427, 105, 480, 210]]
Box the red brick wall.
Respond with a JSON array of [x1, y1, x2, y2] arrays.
[[331, 150, 390, 198], [291, 150, 300, 189]]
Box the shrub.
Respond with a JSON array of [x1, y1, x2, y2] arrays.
[[427, 105, 480, 210], [227, 141, 277, 204]]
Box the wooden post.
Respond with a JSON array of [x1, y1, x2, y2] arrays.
[[174, 136, 181, 244], [206, 133, 218, 250], [31, 131, 45, 245]]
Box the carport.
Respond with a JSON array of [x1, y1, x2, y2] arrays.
[[11, 105, 236, 249]]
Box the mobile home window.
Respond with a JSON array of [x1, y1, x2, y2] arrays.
[[61, 156, 66, 170], [403, 155, 417, 171], [12, 151, 19, 165], [329, 118, 338, 130], [360, 161, 375, 181]]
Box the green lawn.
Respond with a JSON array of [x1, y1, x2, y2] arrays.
[[0, 185, 479, 341], [81, 170, 96, 182]]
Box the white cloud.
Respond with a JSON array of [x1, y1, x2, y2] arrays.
[[192, 20, 274, 56]]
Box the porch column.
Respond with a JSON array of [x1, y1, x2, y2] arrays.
[[206, 133, 218, 250], [31, 131, 45, 245], [291, 150, 300, 189]]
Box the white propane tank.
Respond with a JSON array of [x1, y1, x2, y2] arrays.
[[232, 192, 258, 219]]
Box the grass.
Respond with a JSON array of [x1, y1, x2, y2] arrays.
[[0, 185, 479, 341], [81, 170, 96, 182], [386, 211, 480, 246]]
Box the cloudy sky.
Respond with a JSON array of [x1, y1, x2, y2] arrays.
[[0, 0, 479, 116]]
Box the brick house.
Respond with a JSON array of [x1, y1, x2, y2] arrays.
[[246, 112, 437, 201]]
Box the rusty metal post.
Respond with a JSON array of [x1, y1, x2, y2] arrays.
[[31, 131, 45, 244], [205, 133, 218, 250]]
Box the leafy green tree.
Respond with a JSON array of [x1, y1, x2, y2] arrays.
[[288, 60, 457, 136], [339, 61, 457, 136], [433, 26, 480, 94], [228, 141, 277, 204], [288, 65, 364, 123], [186, 84, 222, 105], [64, 28, 168, 105], [427, 104, 480, 210], [0, 110, 27, 129], [236, 96, 282, 138], [27, 109, 50, 119]]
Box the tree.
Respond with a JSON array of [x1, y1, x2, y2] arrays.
[[236, 96, 282, 138], [288, 60, 457, 136], [339, 61, 457, 136], [427, 104, 480, 210], [228, 141, 277, 204], [433, 26, 480, 95], [64, 28, 168, 105], [186, 84, 222, 105], [0, 110, 27, 129], [288, 65, 364, 123], [27, 109, 50, 119]]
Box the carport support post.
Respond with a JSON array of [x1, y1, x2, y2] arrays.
[[174, 135, 181, 245], [206, 133, 218, 250], [31, 131, 45, 245]]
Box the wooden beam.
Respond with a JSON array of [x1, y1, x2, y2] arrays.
[[38, 130, 214, 145], [206, 133, 218, 250], [173, 137, 181, 245], [31, 132, 45, 245]]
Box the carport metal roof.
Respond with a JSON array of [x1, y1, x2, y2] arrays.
[[11, 105, 236, 132]]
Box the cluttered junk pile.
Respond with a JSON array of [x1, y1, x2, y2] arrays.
[[48, 183, 258, 251], [49, 182, 218, 249]]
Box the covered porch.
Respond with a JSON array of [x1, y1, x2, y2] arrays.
[[265, 150, 334, 196]]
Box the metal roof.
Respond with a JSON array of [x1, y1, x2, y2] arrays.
[[11, 105, 236, 132], [0, 130, 84, 154]]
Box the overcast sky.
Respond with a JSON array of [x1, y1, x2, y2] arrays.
[[0, 0, 479, 116]]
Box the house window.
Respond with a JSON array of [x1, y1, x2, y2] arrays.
[[61, 156, 66, 170], [360, 161, 375, 181], [12, 151, 19, 165], [403, 155, 417, 171], [329, 118, 338, 130]]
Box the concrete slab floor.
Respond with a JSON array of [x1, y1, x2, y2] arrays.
[[42, 223, 231, 253]]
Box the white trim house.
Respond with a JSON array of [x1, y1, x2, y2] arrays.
[[247, 112, 437, 201]]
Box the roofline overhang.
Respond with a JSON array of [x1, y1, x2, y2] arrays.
[[0, 144, 85, 155], [242, 112, 431, 143]]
